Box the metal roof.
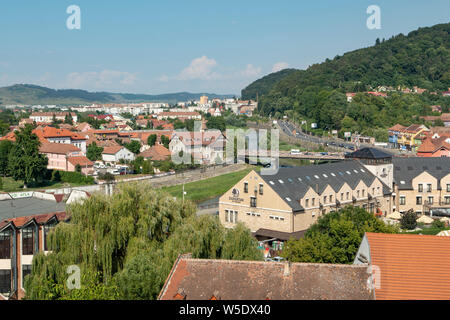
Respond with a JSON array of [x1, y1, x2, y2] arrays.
[[346, 147, 393, 159], [393, 157, 450, 190], [0, 198, 66, 222]]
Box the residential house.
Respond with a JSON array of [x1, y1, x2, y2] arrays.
[[101, 146, 135, 164], [139, 145, 171, 161], [416, 135, 450, 157], [39, 143, 93, 175], [30, 112, 77, 124]]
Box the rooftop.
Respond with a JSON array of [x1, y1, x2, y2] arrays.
[[0, 197, 66, 222], [158, 256, 374, 300]]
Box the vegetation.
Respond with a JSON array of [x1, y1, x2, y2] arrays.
[[400, 209, 418, 230], [7, 125, 48, 188], [86, 142, 103, 161], [282, 206, 399, 264], [24, 183, 262, 300], [147, 134, 157, 147], [124, 140, 141, 155], [244, 23, 450, 136]]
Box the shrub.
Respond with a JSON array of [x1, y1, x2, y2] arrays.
[[51, 170, 61, 182], [400, 209, 418, 230], [431, 219, 445, 229], [60, 171, 95, 185]]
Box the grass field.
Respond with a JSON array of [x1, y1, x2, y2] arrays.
[[161, 168, 253, 204], [403, 226, 450, 235]]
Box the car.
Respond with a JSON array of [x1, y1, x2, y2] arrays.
[[321, 152, 328, 155], [273, 256, 284, 262]]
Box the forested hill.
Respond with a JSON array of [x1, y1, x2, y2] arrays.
[[0, 84, 234, 105], [241, 68, 297, 100], [242, 23, 449, 110]]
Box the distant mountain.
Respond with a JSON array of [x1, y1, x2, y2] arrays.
[[0, 84, 235, 105]]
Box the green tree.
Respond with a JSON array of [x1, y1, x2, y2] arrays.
[[282, 206, 399, 264], [400, 209, 418, 230], [147, 134, 157, 147], [86, 142, 104, 161], [125, 140, 141, 155], [75, 164, 82, 173], [8, 125, 48, 188], [161, 135, 170, 149], [0, 140, 13, 176]]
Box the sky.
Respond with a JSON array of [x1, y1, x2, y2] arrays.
[[0, 0, 448, 95]]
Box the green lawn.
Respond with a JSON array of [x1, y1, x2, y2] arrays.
[[161, 168, 253, 204], [403, 226, 450, 235]]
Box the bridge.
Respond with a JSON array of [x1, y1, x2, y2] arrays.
[[237, 151, 345, 161]]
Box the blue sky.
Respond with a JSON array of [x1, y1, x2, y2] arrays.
[[0, 0, 448, 95]]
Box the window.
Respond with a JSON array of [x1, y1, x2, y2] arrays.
[[0, 230, 11, 259], [447, 184, 450, 192], [312, 198, 315, 206], [250, 197, 256, 208], [0, 270, 11, 294], [244, 182, 248, 193], [259, 184, 263, 195], [22, 226, 34, 256], [400, 196, 406, 205], [357, 190, 360, 198], [44, 222, 57, 251], [446, 197, 450, 205], [225, 210, 238, 223], [428, 197, 434, 205], [372, 188, 375, 195], [418, 184, 423, 192], [416, 196, 422, 205], [323, 196, 327, 204], [427, 184, 432, 193], [362, 190, 365, 197], [346, 192, 349, 200], [22, 265, 32, 283], [329, 195, 333, 203], [305, 199, 309, 208], [341, 193, 344, 201]]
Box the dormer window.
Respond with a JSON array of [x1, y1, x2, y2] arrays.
[[22, 226, 35, 255]]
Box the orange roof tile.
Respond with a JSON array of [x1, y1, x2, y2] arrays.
[[365, 232, 450, 300], [39, 142, 81, 154]]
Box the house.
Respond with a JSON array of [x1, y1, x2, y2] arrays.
[[219, 151, 392, 242], [34, 126, 87, 153], [30, 112, 77, 124], [101, 146, 135, 164], [416, 135, 450, 157], [157, 112, 201, 121], [39, 142, 93, 174], [139, 145, 171, 161], [158, 254, 374, 300], [0, 212, 67, 300], [74, 122, 93, 132], [388, 124, 406, 148], [393, 124, 429, 151], [169, 130, 225, 165], [346, 93, 356, 102], [354, 232, 450, 300]]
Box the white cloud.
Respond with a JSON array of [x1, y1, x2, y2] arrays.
[[240, 64, 262, 78], [272, 62, 289, 73], [66, 70, 137, 89], [158, 74, 169, 83], [175, 56, 219, 80]]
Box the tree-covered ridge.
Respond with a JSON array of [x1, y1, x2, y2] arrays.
[[245, 23, 449, 103], [25, 183, 262, 300], [241, 68, 297, 100]]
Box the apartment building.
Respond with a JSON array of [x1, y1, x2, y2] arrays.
[[219, 154, 392, 241], [392, 157, 450, 216], [0, 212, 67, 300], [30, 112, 77, 124]]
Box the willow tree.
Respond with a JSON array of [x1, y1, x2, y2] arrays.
[[25, 183, 262, 300]]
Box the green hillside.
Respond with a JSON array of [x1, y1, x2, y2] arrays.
[[241, 68, 297, 100], [242, 23, 450, 139]]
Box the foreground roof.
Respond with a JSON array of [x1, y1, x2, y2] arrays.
[[364, 232, 450, 300], [158, 256, 374, 300]]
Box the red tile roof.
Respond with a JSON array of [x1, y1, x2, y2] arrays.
[[139, 145, 171, 160], [102, 146, 124, 155], [67, 156, 94, 167], [158, 255, 374, 300], [39, 142, 81, 154], [0, 212, 67, 230], [365, 232, 450, 300]]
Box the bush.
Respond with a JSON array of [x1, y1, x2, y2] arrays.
[[431, 219, 445, 229], [60, 171, 95, 185], [400, 210, 418, 230], [98, 172, 115, 182], [51, 170, 61, 182]]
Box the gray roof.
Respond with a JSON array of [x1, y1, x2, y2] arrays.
[[346, 147, 393, 159], [0, 198, 66, 221], [258, 160, 387, 212], [393, 157, 450, 190]]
